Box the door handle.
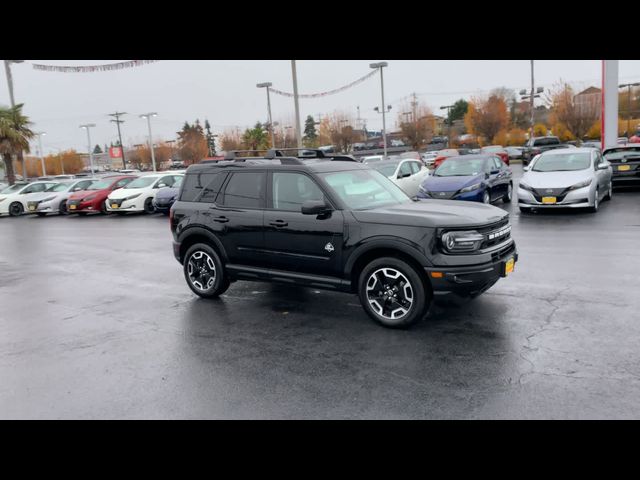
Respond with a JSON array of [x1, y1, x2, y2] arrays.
[[269, 220, 288, 227], [213, 216, 229, 223]]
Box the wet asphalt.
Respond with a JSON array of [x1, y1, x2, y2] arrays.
[[1, 164, 640, 419]]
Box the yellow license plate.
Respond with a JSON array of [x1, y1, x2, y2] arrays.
[[70, 204, 76, 209], [29, 206, 36, 211], [111, 204, 119, 209], [505, 258, 515, 275], [542, 196, 557, 204], [618, 165, 631, 171]]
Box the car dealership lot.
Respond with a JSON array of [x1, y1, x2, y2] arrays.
[[1, 165, 640, 419]]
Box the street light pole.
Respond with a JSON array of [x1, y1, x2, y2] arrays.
[[291, 61, 303, 149], [140, 113, 158, 171], [370, 62, 389, 159], [440, 105, 453, 147], [34, 132, 46, 176], [257, 82, 276, 149], [79, 124, 96, 174], [109, 112, 127, 169], [619, 83, 640, 137]]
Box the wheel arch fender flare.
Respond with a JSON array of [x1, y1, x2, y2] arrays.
[[344, 237, 433, 278], [178, 226, 228, 264]]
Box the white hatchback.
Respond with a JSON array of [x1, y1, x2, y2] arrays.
[[371, 158, 430, 197], [106, 173, 184, 214], [0, 181, 60, 216]]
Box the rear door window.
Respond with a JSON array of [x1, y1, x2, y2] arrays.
[[180, 172, 227, 203], [220, 172, 266, 209]]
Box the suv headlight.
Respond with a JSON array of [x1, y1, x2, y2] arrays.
[[568, 178, 592, 190], [459, 182, 482, 193], [124, 193, 141, 201], [441, 230, 484, 253], [519, 181, 534, 192]]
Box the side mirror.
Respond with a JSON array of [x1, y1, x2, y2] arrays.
[[597, 163, 609, 170], [490, 169, 500, 175], [523, 166, 531, 172], [156, 183, 167, 188], [301, 200, 330, 215], [397, 172, 411, 179]]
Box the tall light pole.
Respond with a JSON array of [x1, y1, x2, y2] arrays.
[[291, 61, 303, 149], [257, 82, 276, 149], [370, 62, 389, 158], [79, 124, 96, 174], [140, 113, 158, 171], [619, 83, 640, 137], [34, 132, 47, 176]]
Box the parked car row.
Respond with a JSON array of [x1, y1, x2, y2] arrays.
[[0, 171, 185, 217]]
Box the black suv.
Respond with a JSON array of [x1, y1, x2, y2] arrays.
[[170, 149, 518, 328]]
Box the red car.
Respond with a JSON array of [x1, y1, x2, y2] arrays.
[[66, 175, 137, 214], [432, 149, 460, 169], [480, 145, 510, 165], [630, 130, 640, 144]]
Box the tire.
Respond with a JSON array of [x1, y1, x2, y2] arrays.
[[482, 190, 491, 204], [9, 202, 23, 217], [144, 197, 155, 214], [358, 256, 429, 329], [183, 243, 230, 299], [519, 206, 532, 214], [59, 200, 68, 215], [503, 183, 512, 203], [100, 201, 109, 215], [604, 181, 613, 201], [589, 188, 599, 213]]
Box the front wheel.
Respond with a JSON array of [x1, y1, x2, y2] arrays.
[[604, 182, 613, 201], [482, 190, 491, 204], [9, 202, 23, 217], [358, 257, 430, 329], [589, 188, 599, 213], [144, 198, 155, 214], [183, 243, 230, 298], [59, 200, 68, 215], [503, 183, 512, 203]]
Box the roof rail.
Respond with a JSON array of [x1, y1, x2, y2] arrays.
[[265, 148, 358, 162]]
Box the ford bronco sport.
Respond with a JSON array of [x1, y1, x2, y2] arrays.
[[170, 149, 518, 328]]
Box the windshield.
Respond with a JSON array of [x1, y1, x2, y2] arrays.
[[1, 184, 26, 194], [604, 149, 640, 162], [124, 177, 157, 189], [173, 177, 183, 188], [434, 157, 486, 177], [46, 183, 72, 192], [87, 179, 112, 190], [320, 169, 410, 210], [532, 153, 591, 172], [372, 162, 400, 177]]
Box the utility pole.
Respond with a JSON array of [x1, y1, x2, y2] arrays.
[[529, 60, 535, 140], [79, 124, 96, 174], [34, 132, 46, 176], [140, 113, 158, 171], [619, 83, 640, 137], [440, 105, 453, 147], [257, 82, 276, 149], [4, 60, 26, 181], [109, 112, 127, 169], [370, 62, 389, 158], [411, 92, 418, 127], [291, 61, 302, 149]]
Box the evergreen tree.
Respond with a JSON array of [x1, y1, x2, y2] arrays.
[[448, 99, 469, 124], [204, 119, 216, 156], [93, 144, 102, 154], [303, 115, 318, 147]]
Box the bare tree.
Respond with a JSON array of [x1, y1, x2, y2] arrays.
[[396, 101, 434, 149], [323, 111, 358, 153], [550, 82, 600, 144]]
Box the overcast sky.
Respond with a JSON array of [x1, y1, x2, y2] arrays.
[[2, 60, 640, 155]]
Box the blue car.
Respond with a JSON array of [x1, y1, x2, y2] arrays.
[[153, 177, 183, 214], [416, 154, 513, 204]]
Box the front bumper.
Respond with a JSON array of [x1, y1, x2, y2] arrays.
[[517, 186, 592, 208], [425, 243, 518, 297], [105, 196, 145, 212], [26, 200, 57, 214], [153, 199, 174, 213]]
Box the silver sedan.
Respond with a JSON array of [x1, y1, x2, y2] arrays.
[[517, 148, 613, 213], [25, 178, 96, 216]]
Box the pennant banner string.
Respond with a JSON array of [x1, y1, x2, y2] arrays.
[[270, 69, 378, 98], [31, 60, 158, 73]]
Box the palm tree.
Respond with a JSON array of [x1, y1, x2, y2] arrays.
[[0, 104, 34, 185]]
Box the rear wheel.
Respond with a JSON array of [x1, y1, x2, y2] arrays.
[[9, 202, 23, 217], [358, 257, 429, 329], [183, 243, 230, 298]]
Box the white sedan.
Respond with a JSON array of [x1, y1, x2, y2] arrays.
[[0, 181, 60, 216], [106, 173, 184, 214], [371, 158, 430, 197], [25, 178, 96, 216]]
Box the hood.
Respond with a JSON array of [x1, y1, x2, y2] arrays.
[[521, 169, 592, 189], [421, 173, 484, 192], [69, 188, 108, 200], [108, 187, 152, 200], [350, 199, 508, 228], [27, 191, 66, 202], [155, 186, 180, 200]]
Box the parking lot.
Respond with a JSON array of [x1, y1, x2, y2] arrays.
[[1, 164, 640, 419]]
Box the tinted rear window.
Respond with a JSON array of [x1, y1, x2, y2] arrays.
[[180, 171, 228, 202], [220, 172, 265, 208]]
